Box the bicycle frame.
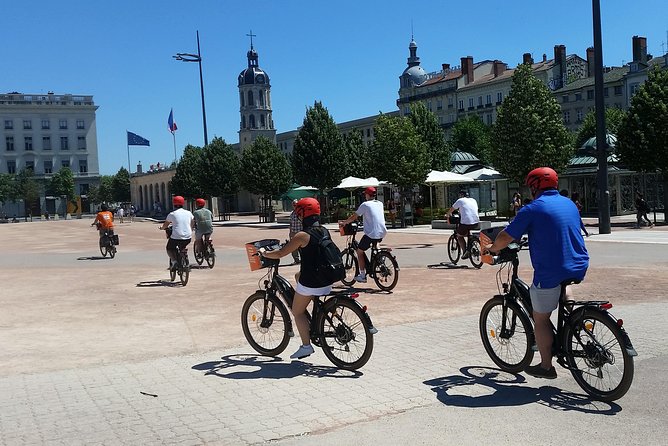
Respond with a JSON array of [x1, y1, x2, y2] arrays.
[[345, 231, 394, 278]]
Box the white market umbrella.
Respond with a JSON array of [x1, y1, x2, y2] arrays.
[[336, 176, 383, 208], [424, 170, 474, 221], [463, 167, 504, 181]]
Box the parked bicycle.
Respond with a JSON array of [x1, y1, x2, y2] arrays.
[[95, 224, 117, 259], [479, 239, 636, 401], [339, 222, 399, 291], [446, 213, 483, 268], [162, 227, 190, 286], [194, 235, 216, 268], [241, 240, 376, 370]]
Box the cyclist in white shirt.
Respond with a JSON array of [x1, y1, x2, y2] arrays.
[[339, 186, 388, 283], [446, 190, 480, 259], [159, 195, 194, 270]]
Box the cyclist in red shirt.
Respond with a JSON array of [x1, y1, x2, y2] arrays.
[[91, 203, 114, 237]]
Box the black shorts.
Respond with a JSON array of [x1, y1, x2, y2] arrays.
[[358, 235, 382, 251], [456, 223, 479, 237], [167, 238, 191, 252]]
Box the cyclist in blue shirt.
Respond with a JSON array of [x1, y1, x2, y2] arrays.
[[488, 167, 589, 379]]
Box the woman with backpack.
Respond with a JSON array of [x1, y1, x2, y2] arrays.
[[259, 197, 336, 360]]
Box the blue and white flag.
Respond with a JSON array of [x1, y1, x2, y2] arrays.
[[127, 131, 150, 146]]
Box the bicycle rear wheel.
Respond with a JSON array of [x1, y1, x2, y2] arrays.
[[99, 240, 108, 257], [564, 309, 634, 402], [479, 296, 534, 373], [341, 248, 359, 287], [447, 234, 460, 264], [318, 298, 373, 370], [205, 245, 215, 268], [372, 251, 399, 291], [109, 245, 116, 259], [179, 256, 189, 286], [194, 246, 204, 265], [241, 291, 291, 356], [468, 237, 483, 269]]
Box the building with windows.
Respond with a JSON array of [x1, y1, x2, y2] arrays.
[[0, 92, 100, 216]]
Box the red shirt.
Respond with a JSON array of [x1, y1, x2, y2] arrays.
[[94, 211, 114, 229]]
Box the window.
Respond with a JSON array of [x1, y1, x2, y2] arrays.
[[478, 96, 483, 106], [79, 160, 88, 174], [43, 136, 51, 150], [248, 114, 256, 128], [427, 100, 432, 111], [575, 93, 582, 101], [497, 92, 503, 103], [604, 88, 609, 97], [468, 98, 474, 108], [7, 161, 16, 174], [240, 92, 245, 107], [486, 94, 492, 105], [562, 95, 569, 103], [4, 120, 12, 129], [563, 111, 571, 124], [6, 136, 14, 151], [486, 114, 493, 125], [587, 90, 594, 100], [44, 160, 53, 174], [23, 120, 32, 130], [60, 136, 69, 150], [77, 136, 86, 150], [61, 160, 70, 168], [458, 100, 464, 110], [41, 119, 50, 129], [24, 136, 33, 151], [260, 114, 266, 128], [25, 161, 35, 171], [259, 91, 264, 106], [247, 90, 254, 106], [630, 84, 640, 97], [577, 109, 583, 122], [448, 97, 454, 107], [614, 86, 623, 96], [437, 99, 443, 110], [76, 120, 85, 129], [366, 128, 371, 137], [59, 119, 67, 129]]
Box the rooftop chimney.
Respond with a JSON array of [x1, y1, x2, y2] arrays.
[[632, 35, 648, 63], [586, 47, 595, 77], [522, 53, 534, 65], [554, 45, 567, 88], [542, 53, 547, 62], [461, 56, 474, 84], [493, 60, 506, 77], [442, 63, 450, 72], [136, 162, 143, 174]]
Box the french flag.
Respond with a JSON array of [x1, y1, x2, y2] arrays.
[[168, 108, 178, 133]]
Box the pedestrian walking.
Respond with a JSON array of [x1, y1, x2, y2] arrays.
[[635, 191, 653, 228], [289, 199, 302, 264]]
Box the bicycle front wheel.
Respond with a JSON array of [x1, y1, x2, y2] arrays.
[[109, 246, 116, 259], [100, 241, 108, 257], [447, 234, 460, 264], [341, 248, 359, 287], [179, 262, 189, 286], [468, 237, 483, 269], [194, 246, 204, 265], [564, 309, 634, 402], [318, 298, 373, 370], [479, 296, 534, 373], [372, 251, 399, 291], [205, 245, 215, 269], [241, 291, 291, 356]]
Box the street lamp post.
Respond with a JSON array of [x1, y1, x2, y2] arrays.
[[174, 30, 209, 147], [592, 0, 611, 234]]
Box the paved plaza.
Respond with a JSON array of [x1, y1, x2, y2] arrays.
[[1, 216, 667, 445]]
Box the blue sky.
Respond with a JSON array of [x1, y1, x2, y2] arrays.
[[4, 0, 667, 175]]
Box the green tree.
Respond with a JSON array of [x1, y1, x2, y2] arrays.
[[0, 173, 16, 204], [575, 107, 627, 148], [409, 102, 451, 170], [48, 167, 75, 199], [199, 137, 240, 198], [111, 167, 131, 203], [292, 101, 345, 190], [88, 175, 114, 204], [617, 67, 668, 218], [490, 63, 574, 183], [240, 136, 292, 200], [171, 144, 204, 198], [15, 169, 41, 205], [450, 115, 491, 165], [341, 129, 370, 178]]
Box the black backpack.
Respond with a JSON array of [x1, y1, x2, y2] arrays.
[[307, 226, 346, 284]]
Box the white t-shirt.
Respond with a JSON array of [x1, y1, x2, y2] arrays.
[[166, 208, 194, 240], [356, 200, 387, 239], [452, 197, 480, 225]]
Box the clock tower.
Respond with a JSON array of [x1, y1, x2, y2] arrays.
[[238, 31, 275, 149]]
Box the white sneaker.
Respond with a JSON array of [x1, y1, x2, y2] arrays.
[[354, 273, 367, 283], [290, 344, 314, 359]]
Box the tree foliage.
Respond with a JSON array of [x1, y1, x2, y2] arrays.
[[240, 136, 292, 198], [171, 144, 205, 198], [15, 169, 41, 204], [341, 129, 370, 178], [450, 115, 491, 165], [292, 101, 345, 190], [490, 64, 574, 183], [88, 175, 114, 204], [111, 167, 131, 203], [47, 167, 75, 199], [200, 137, 240, 197], [409, 102, 451, 170], [575, 107, 627, 148], [617, 67, 668, 174], [371, 113, 429, 188], [0, 173, 15, 204]]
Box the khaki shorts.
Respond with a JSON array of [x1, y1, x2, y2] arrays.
[[529, 284, 562, 313]]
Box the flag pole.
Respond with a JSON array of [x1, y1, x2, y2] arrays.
[[172, 131, 177, 165], [126, 131, 131, 173]]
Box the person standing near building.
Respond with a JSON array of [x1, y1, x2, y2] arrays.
[[446, 190, 480, 259], [289, 199, 302, 264], [386, 197, 397, 228]]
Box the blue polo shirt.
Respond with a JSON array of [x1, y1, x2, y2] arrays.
[[505, 189, 589, 288]]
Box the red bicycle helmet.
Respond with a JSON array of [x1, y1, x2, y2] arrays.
[[525, 167, 559, 191], [295, 197, 320, 218], [172, 195, 185, 206], [195, 198, 206, 208], [364, 186, 377, 196]]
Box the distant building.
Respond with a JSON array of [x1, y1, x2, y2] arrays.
[[0, 92, 100, 216]]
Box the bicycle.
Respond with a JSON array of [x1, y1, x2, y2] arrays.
[[241, 239, 376, 370], [194, 234, 216, 268], [95, 224, 117, 259], [162, 227, 190, 286], [446, 214, 483, 268], [479, 239, 637, 402], [339, 222, 399, 291]]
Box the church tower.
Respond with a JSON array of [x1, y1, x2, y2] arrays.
[[238, 32, 275, 149]]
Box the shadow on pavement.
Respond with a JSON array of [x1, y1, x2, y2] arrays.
[[136, 280, 183, 287], [77, 256, 112, 261], [332, 285, 392, 295], [192, 354, 362, 380], [189, 264, 211, 270], [427, 262, 470, 269], [394, 243, 435, 250], [424, 366, 621, 415]]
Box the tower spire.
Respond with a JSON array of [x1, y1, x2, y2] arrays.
[[246, 30, 256, 50]]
